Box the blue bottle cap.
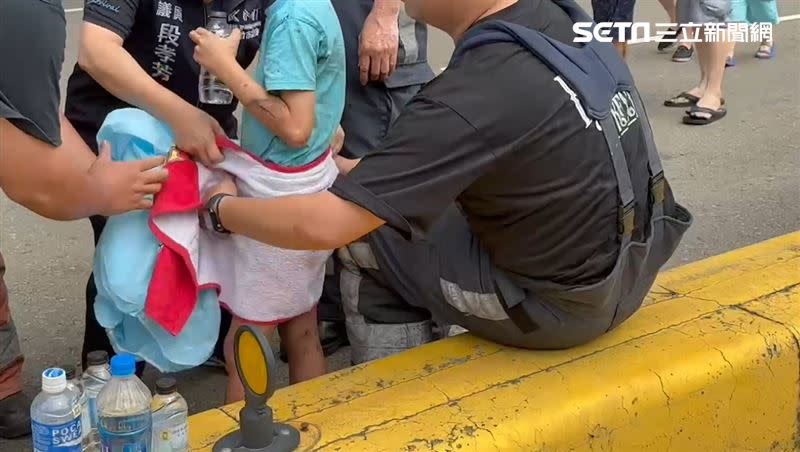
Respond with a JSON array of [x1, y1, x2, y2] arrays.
[[110, 353, 136, 377], [41, 368, 67, 393]]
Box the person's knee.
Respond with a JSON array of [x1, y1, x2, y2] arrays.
[[280, 310, 320, 347]]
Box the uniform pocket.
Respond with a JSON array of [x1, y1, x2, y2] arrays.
[[650, 203, 693, 269]]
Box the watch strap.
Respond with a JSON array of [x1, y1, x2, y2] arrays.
[[206, 193, 232, 234]]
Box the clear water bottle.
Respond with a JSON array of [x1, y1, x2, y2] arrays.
[[30, 368, 84, 452], [97, 354, 152, 452], [83, 351, 111, 450], [63, 365, 92, 450], [151, 378, 189, 452], [198, 10, 234, 105]]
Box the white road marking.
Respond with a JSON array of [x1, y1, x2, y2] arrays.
[[65, 7, 84, 14]]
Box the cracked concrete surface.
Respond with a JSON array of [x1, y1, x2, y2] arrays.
[[184, 233, 800, 450]]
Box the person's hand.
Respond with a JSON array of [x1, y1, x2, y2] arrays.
[[358, 9, 400, 85], [168, 105, 225, 167], [204, 173, 238, 202], [190, 27, 242, 79], [334, 155, 360, 176], [89, 140, 169, 215], [330, 125, 345, 156]]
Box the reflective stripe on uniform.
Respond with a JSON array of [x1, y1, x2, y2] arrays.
[[440, 279, 510, 321], [398, 9, 420, 65]]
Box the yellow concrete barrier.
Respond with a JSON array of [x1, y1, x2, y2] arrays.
[[189, 232, 800, 451]]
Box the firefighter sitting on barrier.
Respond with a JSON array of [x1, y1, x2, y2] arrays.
[[196, 0, 693, 364]]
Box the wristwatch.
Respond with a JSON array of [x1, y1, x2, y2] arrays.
[[200, 193, 232, 234]]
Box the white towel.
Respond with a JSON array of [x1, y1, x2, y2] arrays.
[[146, 137, 337, 333]]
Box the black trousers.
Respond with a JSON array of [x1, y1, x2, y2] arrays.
[[82, 215, 231, 370]]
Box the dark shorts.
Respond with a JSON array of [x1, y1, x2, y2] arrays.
[[677, 0, 732, 24], [339, 83, 422, 159], [592, 0, 637, 41]]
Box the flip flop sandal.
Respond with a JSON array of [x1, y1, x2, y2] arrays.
[[672, 45, 694, 63], [657, 28, 680, 52], [755, 44, 775, 59], [684, 98, 725, 115], [664, 92, 700, 107], [725, 56, 737, 68], [683, 105, 727, 125]]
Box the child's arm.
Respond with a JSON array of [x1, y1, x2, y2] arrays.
[[218, 65, 315, 148], [191, 21, 319, 148]]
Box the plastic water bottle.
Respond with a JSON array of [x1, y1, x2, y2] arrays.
[[83, 351, 111, 450], [151, 378, 189, 452], [30, 368, 84, 452], [63, 365, 92, 450], [97, 354, 152, 451], [198, 10, 234, 105]]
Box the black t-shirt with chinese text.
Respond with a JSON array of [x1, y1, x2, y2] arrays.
[[331, 0, 653, 287], [65, 0, 269, 151]]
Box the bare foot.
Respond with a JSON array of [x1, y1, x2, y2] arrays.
[[695, 93, 724, 117], [685, 86, 705, 100]]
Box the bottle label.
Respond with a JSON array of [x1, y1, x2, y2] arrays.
[[99, 413, 151, 452], [153, 423, 188, 452], [80, 398, 92, 439], [32, 418, 83, 452], [88, 397, 98, 427]]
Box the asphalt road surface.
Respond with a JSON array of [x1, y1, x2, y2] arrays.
[[1, 1, 798, 449]]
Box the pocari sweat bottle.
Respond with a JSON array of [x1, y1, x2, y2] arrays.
[[151, 378, 188, 452], [97, 354, 152, 451], [198, 10, 234, 105], [30, 368, 84, 452], [63, 365, 92, 449], [83, 350, 111, 450]]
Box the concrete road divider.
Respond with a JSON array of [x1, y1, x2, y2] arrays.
[[189, 232, 800, 451]]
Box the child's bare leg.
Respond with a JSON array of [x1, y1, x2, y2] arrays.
[[224, 316, 276, 404], [279, 308, 326, 384]]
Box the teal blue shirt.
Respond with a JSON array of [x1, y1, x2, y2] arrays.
[[241, 0, 345, 166]]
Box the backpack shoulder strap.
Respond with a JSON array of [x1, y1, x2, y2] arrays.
[[451, 14, 634, 120]]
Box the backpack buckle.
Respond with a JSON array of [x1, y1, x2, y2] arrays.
[[618, 202, 635, 237], [650, 172, 666, 205]]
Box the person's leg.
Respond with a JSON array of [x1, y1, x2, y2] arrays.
[[672, 0, 696, 61], [613, 42, 628, 59], [591, 0, 634, 60], [208, 308, 232, 368], [344, 208, 615, 354], [658, 0, 677, 20], [318, 83, 425, 358], [279, 308, 326, 384], [696, 37, 729, 110], [682, 16, 731, 123], [0, 251, 29, 439], [727, 0, 747, 61], [752, 0, 778, 59], [223, 316, 276, 403], [338, 239, 434, 365]]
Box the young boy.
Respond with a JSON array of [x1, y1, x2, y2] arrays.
[[190, 0, 345, 402]]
